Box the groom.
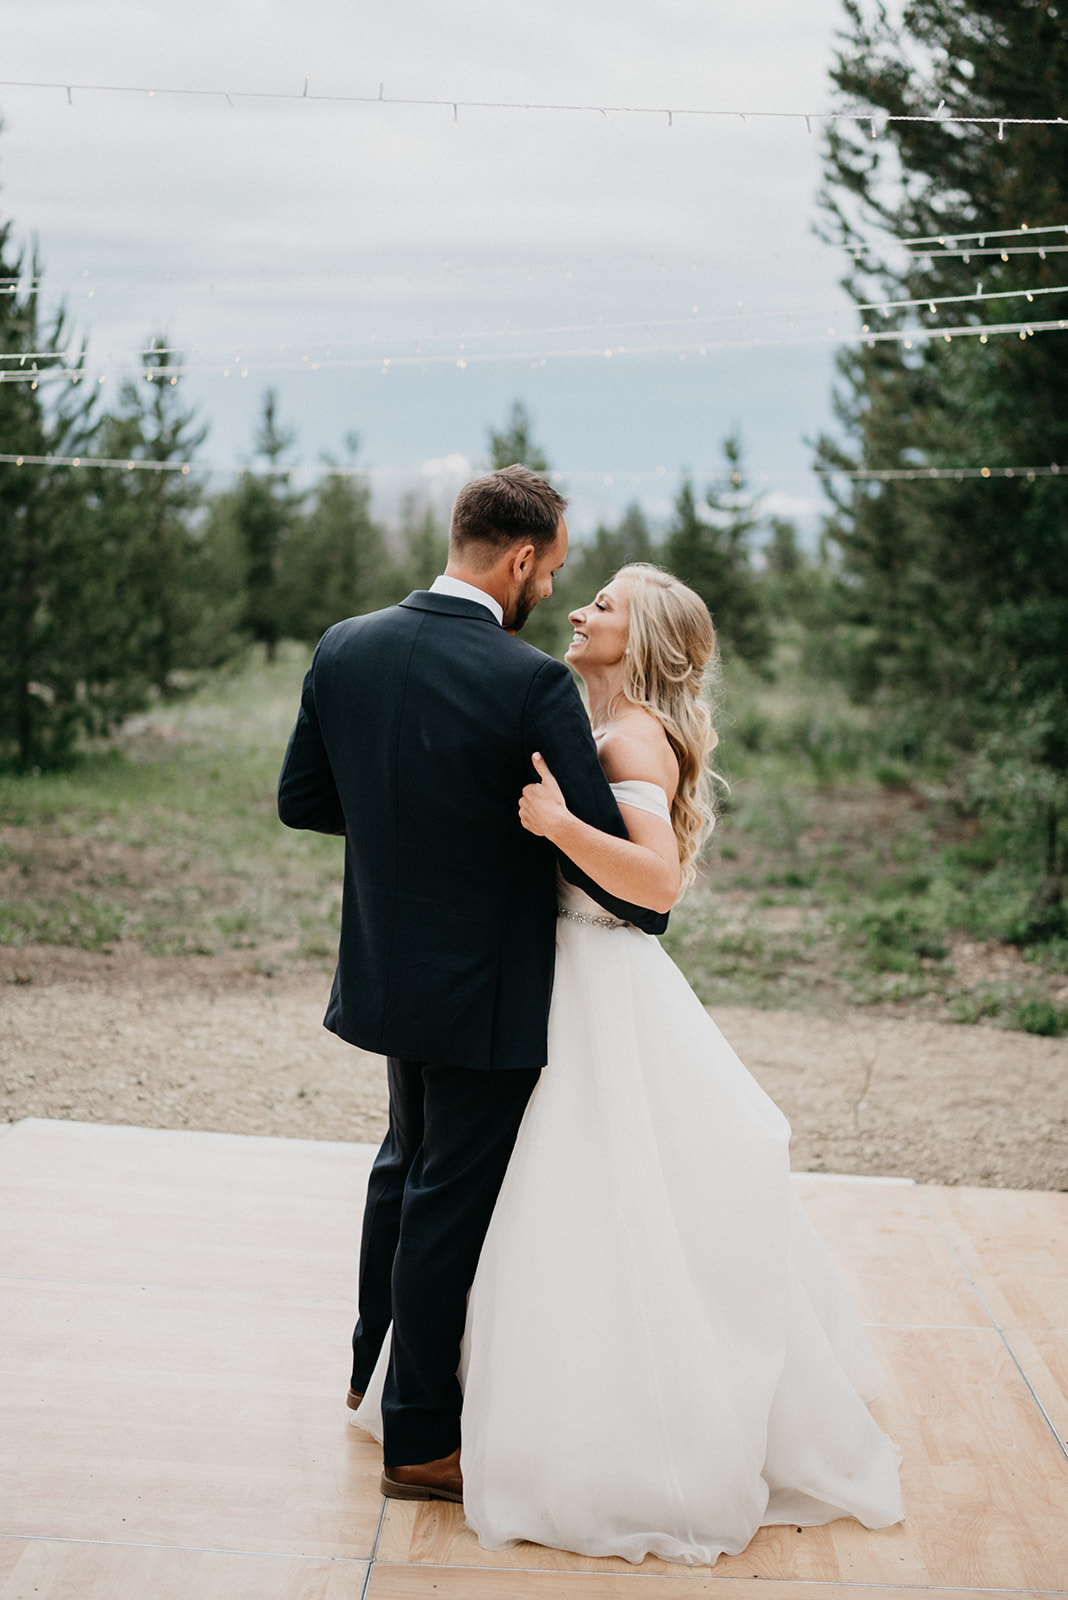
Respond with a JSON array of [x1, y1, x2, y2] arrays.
[[277, 465, 665, 1501]]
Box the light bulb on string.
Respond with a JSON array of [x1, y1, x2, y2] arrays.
[[4, 74, 1067, 133]]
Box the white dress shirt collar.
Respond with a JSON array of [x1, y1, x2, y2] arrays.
[[428, 574, 504, 626]]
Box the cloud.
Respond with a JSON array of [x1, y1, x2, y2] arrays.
[[759, 490, 824, 520], [2, 0, 852, 528]]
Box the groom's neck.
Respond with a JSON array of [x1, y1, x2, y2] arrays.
[[443, 559, 509, 612]]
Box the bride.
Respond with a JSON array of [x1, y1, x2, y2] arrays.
[[356, 563, 903, 1565]]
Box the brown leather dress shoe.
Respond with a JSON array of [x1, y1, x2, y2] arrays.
[[346, 1387, 364, 1410], [380, 1446, 463, 1503]]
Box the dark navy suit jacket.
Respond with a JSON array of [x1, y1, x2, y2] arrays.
[[277, 590, 667, 1073]]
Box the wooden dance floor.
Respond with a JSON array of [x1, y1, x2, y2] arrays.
[[1, 1117, 1065, 1599]]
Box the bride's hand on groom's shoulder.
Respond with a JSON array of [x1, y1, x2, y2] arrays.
[[519, 752, 570, 840]]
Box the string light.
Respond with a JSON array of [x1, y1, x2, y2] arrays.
[[0, 350, 73, 361], [853, 281, 1066, 315], [7, 219, 1066, 302], [903, 222, 1068, 245], [815, 464, 1061, 482], [0, 453, 196, 474], [3, 310, 1065, 386], [1, 76, 1066, 135], [0, 451, 1061, 485], [906, 243, 1068, 260], [4, 232, 1061, 305], [6, 279, 1063, 369]]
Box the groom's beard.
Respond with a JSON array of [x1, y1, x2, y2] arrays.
[[505, 572, 541, 633]]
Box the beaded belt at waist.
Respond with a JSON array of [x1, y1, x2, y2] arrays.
[[557, 906, 630, 929]]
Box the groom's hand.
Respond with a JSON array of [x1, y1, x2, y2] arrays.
[[518, 752, 571, 841]]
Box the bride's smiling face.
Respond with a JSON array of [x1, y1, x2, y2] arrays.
[[566, 580, 631, 675]]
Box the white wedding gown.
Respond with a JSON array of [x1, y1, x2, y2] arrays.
[[354, 780, 903, 1565]]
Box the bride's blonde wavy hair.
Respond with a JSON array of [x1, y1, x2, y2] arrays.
[[613, 564, 721, 888]]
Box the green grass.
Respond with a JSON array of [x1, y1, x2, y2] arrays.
[[0, 891, 128, 950], [949, 986, 1068, 1037], [2, 641, 1066, 1034], [660, 657, 1068, 1030], [0, 644, 343, 959]]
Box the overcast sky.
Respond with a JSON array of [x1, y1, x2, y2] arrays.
[[2, 0, 867, 534]]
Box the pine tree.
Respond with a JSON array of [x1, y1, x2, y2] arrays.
[[487, 401, 550, 473], [393, 495, 449, 593], [663, 436, 771, 668], [816, 0, 1068, 923], [207, 390, 304, 661], [571, 502, 655, 597], [0, 219, 121, 767], [279, 437, 389, 639], [483, 401, 562, 649], [544, 502, 657, 657], [93, 341, 236, 689]]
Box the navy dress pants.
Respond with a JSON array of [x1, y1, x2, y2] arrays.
[[351, 1056, 541, 1467]]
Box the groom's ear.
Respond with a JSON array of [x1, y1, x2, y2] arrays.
[[509, 542, 537, 579]]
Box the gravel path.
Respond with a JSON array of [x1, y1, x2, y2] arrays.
[[3, 944, 1066, 1190]]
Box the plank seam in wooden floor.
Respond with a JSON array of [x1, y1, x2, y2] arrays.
[[916, 1188, 1068, 1464], [795, 1174, 916, 1187], [0, 1531, 368, 1566], [863, 1320, 1057, 1332], [0, 1270, 353, 1309], [359, 1499, 389, 1600], [365, 1558, 1068, 1593]]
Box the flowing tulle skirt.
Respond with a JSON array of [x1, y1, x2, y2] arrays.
[[356, 897, 903, 1565]]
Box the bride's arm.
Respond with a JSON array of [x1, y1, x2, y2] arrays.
[[519, 736, 681, 914]]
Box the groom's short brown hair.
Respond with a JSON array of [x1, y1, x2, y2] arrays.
[[450, 465, 568, 566]]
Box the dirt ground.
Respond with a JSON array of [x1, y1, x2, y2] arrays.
[[3, 942, 1066, 1190]]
